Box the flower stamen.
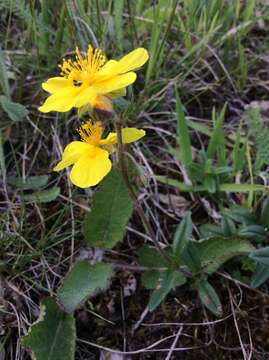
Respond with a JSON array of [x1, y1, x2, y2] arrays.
[[58, 46, 106, 80], [77, 121, 104, 145]]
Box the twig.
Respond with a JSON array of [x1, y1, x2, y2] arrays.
[[165, 326, 183, 360]]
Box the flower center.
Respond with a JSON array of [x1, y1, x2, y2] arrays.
[[59, 46, 106, 86], [77, 121, 104, 145]]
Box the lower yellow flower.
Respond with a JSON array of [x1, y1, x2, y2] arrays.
[[54, 121, 145, 188]]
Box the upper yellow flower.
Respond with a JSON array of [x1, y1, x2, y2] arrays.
[[54, 121, 145, 188], [39, 46, 149, 113]]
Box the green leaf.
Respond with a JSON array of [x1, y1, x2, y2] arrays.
[[175, 87, 192, 168], [247, 107, 269, 166], [223, 206, 255, 224], [232, 125, 246, 175], [138, 245, 168, 268], [197, 279, 222, 316], [141, 270, 160, 289], [156, 176, 265, 193], [181, 241, 201, 273], [206, 105, 226, 160], [8, 175, 49, 190], [22, 298, 75, 360], [198, 237, 254, 274], [203, 175, 217, 193], [221, 216, 236, 237], [114, 0, 124, 51], [218, 183, 265, 192], [148, 269, 186, 311], [0, 95, 28, 122], [172, 211, 192, 257], [57, 261, 113, 313], [83, 169, 133, 249], [249, 246, 269, 266], [251, 263, 269, 288], [238, 225, 267, 243], [199, 224, 224, 238], [261, 197, 269, 228], [22, 186, 60, 203], [0, 46, 10, 97]]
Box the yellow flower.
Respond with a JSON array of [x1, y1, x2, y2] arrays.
[[54, 121, 145, 188], [39, 46, 149, 113]]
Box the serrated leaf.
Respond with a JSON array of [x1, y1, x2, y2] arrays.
[[148, 270, 186, 311], [22, 298, 75, 360], [57, 261, 113, 313], [249, 246, 269, 266], [0, 95, 28, 122], [8, 175, 49, 190], [198, 237, 254, 274], [22, 186, 60, 203], [172, 211, 192, 257], [197, 279, 222, 316], [83, 169, 133, 249], [251, 263, 269, 288]]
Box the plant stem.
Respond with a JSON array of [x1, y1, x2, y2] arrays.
[[114, 117, 192, 278]]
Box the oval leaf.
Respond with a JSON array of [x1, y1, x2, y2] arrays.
[[249, 246, 269, 266], [148, 270, 186, 311], [0, 95, 28, 122], [251, 263, 269, 288], [22, 186, 60, 203], [22, 298, 75, 360], [83, 169, 133, 249], [198, 237, 254, 274], [172, 211, 192, 257], [197, 279, 222, 316], [8, 175, 49, 190], [57, 261, 113, 313]]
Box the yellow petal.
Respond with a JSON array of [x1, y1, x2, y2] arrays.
[[99, 60, 118, 74], [100, 128, 146, 146], [97, 48, 149, 79], [38, 87, 78, 113], [108, 87, 126, 99], [121, 128, 146, 144], [53, 141, 92, 171], [95, 72, 136, 94], [73, 87, 97, 108], [100, 133, 118, 145], [42, 77, 72, 94], [70, 147, 112, 188], [116, 48, 149, 74]]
